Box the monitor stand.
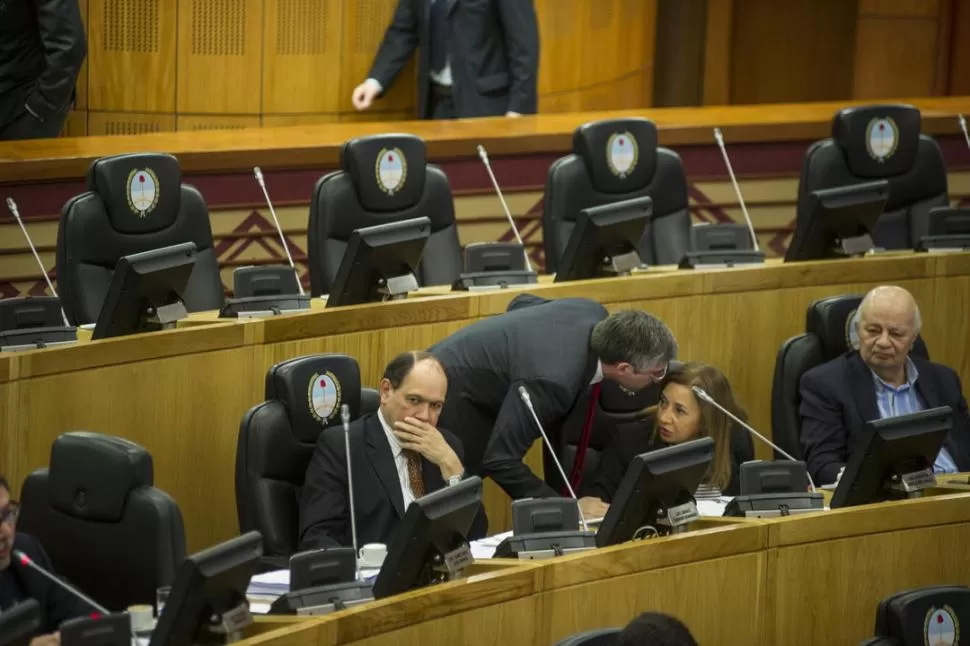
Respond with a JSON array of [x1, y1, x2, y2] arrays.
[[379, 273, 420, 301], [146, 301, 189, 331], [606, 250, 643, 276], [835, 233, 876, 256], [198, 602, 252, 644], [657, 500, 699, 536], [888, 467, 936, 499]]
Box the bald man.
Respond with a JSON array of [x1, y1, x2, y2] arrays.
[[799, 285, 970, 484]]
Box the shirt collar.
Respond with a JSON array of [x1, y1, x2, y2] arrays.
[[590, 360, 604, 385], [870, 356, 920, 391], [377, 409, 402, 458]]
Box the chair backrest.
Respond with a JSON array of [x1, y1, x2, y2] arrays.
[[553, 628, 621, 646], [543, 118, 691, 273], [56, 152, 224, 325], [307, 134, 462, 296], [874, 585, 970, 646], [235, 354, 363, 558], [858, 639, 900, 646], [770, 294, 930, 459], [18, 432, 186, 611], [794, 104, 948, 250]]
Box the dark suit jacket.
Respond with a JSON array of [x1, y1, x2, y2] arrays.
[[7, 533, 89, 636], [799, 351, 970, 485], [368, 0, 539, 119], [578, 421, 755, 501], [299, 412, 487, 549], [429, 296, 609, 500]]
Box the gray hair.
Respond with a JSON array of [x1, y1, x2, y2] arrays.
[[590, 310, 677, 371], [857, 285, 922, 334]]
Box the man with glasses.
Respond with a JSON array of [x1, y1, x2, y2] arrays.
[[429, 296, 677, 500], [0, 476, 87, 644]]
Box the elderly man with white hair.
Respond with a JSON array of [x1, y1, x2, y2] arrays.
[[799, 285, 970, 485]]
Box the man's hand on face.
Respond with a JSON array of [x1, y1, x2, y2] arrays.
[[393, 417, 463, 480]]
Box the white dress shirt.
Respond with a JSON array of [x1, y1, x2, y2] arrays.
[[590, 360, 603, 385], [378, 409, 418, 509]]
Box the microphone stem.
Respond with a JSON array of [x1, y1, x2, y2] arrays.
[[16, 552, 109, 615], [253, 168, 305, 296], [341, 404, 360, 580], [960, 115, 970, 152], [519, 389, 589, 532], [6, 199, 71, 327], [477, 147, 534, 273], [713, 128, 760, 253]]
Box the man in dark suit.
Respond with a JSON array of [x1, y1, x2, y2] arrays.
[[300, 351, 486, 549], [429, 295, 678, 500], [800, 285, 970, 485], [0, 476, 89, 644], [350, 0, 539, 119], [0, 0, 87, 140]]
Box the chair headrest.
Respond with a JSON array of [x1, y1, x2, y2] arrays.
[[881, 585, 970, 645], [805, 294, 863, 358], [831, 104, 921, 179], [49, 432, 153, 523], [572, 118, 658, 194], [341, 134, 427, 213], [266, 354, 362, 443], [86, 152, 182, 235]]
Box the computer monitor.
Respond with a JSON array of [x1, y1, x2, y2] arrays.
[[678, 223, 765, 269], [595, 437, 714, 547], [918, 207, 970, 251], [149, 531, 263, 646], [0, 598, 41, 646], [554, 197, 653, 283], [60, 613, 131, 646], [785, 180, 889, 262], [92, 242, 197, 340], [372, 476, 483, 599], [831, 406, 952, 509], [326, 217, 430, 307]]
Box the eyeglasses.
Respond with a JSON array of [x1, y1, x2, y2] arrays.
[[641, 362, 669, 384], [0, 502, 20, 527]]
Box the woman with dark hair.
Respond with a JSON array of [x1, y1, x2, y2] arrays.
[[578, 362, 754, 518]]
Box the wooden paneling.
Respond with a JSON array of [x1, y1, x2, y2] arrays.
[[653, 0, 707, 107], [702, 0, 733, 105], [61, 110, 88, 138], [859, 0, 940, 18], [730, 0, 857, 104], [87, 111, 176, 136], [175, 0, 263, 114], [262, 0, 344, 114], [87, 0, 177, 112], [948, 0, 970, 95], [262, 114, 340, 127], [853, 18, 938, 98], [176, 115, 262, 131], [339, 0, 416, 116]]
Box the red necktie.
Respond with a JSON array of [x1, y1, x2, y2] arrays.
[[565, 382, 601, 493]]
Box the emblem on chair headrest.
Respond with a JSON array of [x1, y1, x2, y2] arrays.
[[126, 168, 160, 218], [845, 308, 860, 350], [924, 604, 959, 646], [375, 148, 407, 196], [308, 371, 342, 423], [606, 132, 638, 178], [865, 117, 899, 163]]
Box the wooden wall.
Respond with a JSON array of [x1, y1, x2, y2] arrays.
[[65, 0, 656, 136]]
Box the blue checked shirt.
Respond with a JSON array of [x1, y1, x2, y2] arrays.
[[871, 358, 957, 473]]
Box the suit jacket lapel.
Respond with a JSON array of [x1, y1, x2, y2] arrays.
[[447, 0, 459, 16], [913, 358, 970, 470], [848, 352, 881, 424], [364, 415, 405, 518]]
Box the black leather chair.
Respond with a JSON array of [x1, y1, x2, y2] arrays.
[[18, 432, 186, 611], [56, 152, 224, 325], [307, 134, 462, 296], [553, 628, 621, 645], [543, 118, 691, 272], [235, 354, 364, 561], [873, 585, 970, 646], [770, 294, 930, 460], [794, 104, 948, 250]]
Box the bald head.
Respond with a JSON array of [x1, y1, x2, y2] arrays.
[[856, 286, 921, 383]]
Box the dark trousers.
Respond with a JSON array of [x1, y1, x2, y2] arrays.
[[430, 84, 456, 120], [0, 105, 70, 140]]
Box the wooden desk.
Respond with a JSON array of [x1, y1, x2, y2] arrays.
[[2, 253, 969, 552], [232, 492, 970, 646]]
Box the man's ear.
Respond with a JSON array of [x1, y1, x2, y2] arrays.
[[379, 378, 391, 402]]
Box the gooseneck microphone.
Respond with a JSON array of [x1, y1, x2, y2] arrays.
[[691, 385, 817, 493], [518, 386, 589, 532], [5, 197, 71, 327], [252, 167, 305, 296], [476, 145, 534, 273], [14, 550, 109, 615], [712, 128, 760, 253], [959, 115, 970, 153], [341, 404, 361, 580]]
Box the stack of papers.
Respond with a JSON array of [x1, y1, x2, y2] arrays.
[[248, 569, 290, 597], [696, 496, 733, 517], [469, 530, 513, 559]]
